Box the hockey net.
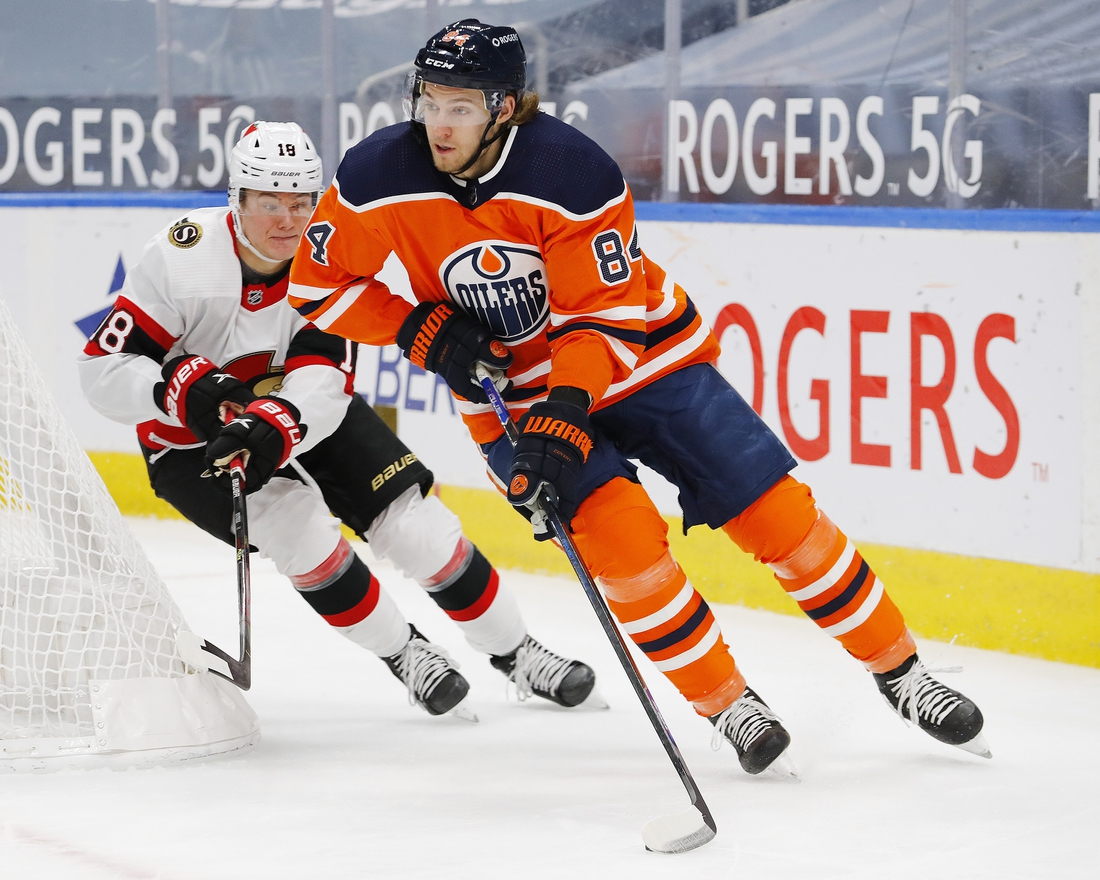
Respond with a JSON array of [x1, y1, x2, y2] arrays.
[[0, 295, 258, 770]]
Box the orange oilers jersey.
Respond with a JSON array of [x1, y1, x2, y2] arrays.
[[288, 113, 719, 444]]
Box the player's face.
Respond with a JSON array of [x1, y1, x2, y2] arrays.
[[238, 191, 314, 262], [420, 83, 509, 176]]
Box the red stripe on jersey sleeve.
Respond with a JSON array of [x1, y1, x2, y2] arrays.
[[83, 295, 179, 357]]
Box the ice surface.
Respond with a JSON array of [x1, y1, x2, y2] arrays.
[[0, 517, 1096, 879]]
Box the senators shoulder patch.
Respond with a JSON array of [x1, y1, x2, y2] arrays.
[[168, 219, 203, 249]]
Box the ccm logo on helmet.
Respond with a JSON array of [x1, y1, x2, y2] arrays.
[[425, 58, 455, 69]]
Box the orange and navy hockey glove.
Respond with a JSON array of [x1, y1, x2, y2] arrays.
[[205, 397, 305, 493], [154, 354, 256, 441], [507, 390, 594, 540], [396, 302, 513, 403]]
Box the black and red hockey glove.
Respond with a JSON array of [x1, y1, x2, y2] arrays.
[[507, 391, 594, 541], [154, 354, 256, 441], [396, 301, 512, 403], [204, 397, 306, 493]]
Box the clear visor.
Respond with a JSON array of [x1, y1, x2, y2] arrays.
[[238, 190, 318, 218], [413, 89, 492, 127]]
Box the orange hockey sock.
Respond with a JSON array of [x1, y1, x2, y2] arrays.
[[570, 478, 744, 715], [722, 476, 916, 674]]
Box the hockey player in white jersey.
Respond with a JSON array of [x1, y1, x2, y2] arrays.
[[79, 120, 596, 718]]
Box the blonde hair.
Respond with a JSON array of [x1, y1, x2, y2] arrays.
[[509, 91, 542, 126]]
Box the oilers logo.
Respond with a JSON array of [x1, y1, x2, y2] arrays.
[[440, 242, 549, 344]]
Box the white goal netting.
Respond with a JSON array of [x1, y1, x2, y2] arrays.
[[0, 295, 258, 770]]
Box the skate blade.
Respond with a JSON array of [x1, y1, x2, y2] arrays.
[[642, 805, 717, 854], [449, 699, 479, 723], [576, 687, 610, 710], [953, 732, 992, 759], [762, 750, 801, 782]]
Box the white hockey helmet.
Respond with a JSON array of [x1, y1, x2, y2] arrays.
[[228, 121, 323, 212]]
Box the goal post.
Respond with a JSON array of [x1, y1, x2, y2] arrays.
[[0, 295, 258, 771]]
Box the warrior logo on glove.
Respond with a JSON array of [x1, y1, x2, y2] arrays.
[[396, 301, 513, 403], [406, 303, 455, 369], [507, 396, 594, 540], [520, 414, 593, 460]]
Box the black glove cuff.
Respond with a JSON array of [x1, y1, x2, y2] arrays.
[[547, 386, 592, 410]]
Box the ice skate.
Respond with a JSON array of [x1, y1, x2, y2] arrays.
[[384, 625, 475, 720], [710, 686, 797, 778], [491, 635, 600, 708], [873, 654, 990, 758]]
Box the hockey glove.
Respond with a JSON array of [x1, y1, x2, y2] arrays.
[[507, 395, 594, 541], [154, 354, 256, 441], [396, 302, 512, 403], [204, 397, 305, 493]]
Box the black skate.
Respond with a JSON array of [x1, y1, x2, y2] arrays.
[[873, 654, 990, 758], [709, 686, 796, 777], [383, 625, 472, 718], [490, 635, 597, 708]]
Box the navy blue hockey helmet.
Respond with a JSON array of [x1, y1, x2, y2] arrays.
[[406, 19, 527, 123]]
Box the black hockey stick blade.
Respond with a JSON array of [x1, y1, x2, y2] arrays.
[[475, 367, 717, 854], [176, 455, 252, 690], [177, 629, 252, 690]]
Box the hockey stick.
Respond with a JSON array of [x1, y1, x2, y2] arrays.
[[475, 366, 716, 854], [176, 455, 252, 690]]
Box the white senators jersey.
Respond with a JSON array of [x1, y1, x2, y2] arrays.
[[79, 207, 357, 454]]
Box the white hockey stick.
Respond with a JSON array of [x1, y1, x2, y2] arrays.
[[475, 366, 716, 854], [177, 454, 252, 690]]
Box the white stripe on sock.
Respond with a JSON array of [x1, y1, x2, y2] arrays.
[[821, 575, 883, 636], [783, 538, 856, 602], [652, 621, 721, 672], [620, 581, 695, 635]]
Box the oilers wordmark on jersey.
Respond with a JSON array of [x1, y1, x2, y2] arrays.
[[441, 241, 549, 344]]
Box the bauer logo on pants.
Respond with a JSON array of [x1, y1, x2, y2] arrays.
[[440, 241, 549, 344], [371, 453, 418, 492]]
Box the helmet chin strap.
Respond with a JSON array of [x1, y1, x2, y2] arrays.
[[231, 208, 284, 267], [452, 118, 508, 178]]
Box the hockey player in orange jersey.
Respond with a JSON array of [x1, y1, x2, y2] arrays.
[[288, 20, 989, 773]]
